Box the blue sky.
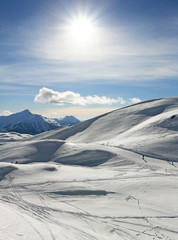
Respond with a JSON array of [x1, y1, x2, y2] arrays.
[[1, 0, 178, 119]]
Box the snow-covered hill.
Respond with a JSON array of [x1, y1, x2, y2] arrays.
[[69, 97, 178, 161], [0, 110, 80, 135], [36, 97, 178, 161], [0, 97, 178, 240]]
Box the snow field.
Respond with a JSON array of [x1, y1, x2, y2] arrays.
[[0, 97, 178, 239]]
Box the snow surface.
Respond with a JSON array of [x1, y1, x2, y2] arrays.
[[0, 97, 178, 240]]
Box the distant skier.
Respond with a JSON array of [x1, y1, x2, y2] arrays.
[[142, 154, 147, 162]]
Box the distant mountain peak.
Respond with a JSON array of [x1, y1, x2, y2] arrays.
[[23, 109, 31, 113], [62, 115, 79, 120], [20, 109, 32, 115], [58, 115, 80, 127], [0, 109, 80, 134]]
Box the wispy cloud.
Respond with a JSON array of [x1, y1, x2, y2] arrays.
[[1, 7, 177, 86], [34, 87, 126, 106], [0, 110, 13, 116], [129, 97, 142, 104], [1, 15, 178, 86], [2, 53, 178, 88]]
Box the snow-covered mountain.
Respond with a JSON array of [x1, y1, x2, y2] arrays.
[[0, 110, 80, 135], [57, 115, 81, 127], [0, 109, 60, 134], [0, 97, 178, 240]]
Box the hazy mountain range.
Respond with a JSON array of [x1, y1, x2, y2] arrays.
[[0, 109, 80, 135]]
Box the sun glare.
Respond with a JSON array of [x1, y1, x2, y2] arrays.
[[68, 16, 95, 43]]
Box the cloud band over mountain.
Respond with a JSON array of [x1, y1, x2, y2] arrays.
[[34, 87, 141, 106]]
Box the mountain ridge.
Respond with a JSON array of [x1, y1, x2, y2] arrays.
[[0, 110, 80, 135]]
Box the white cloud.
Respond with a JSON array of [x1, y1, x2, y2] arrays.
[[129, 97, 142, 104], [34, 87, 84, 105], [85, 95, 125, 105], [0, 110, 13, 116], [34, 87, 125, 106]]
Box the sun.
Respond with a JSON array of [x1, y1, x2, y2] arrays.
[[68, 16, 95, 43]]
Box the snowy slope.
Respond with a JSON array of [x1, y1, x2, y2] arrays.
[[69, 97, 178, 161], [0, 97, 178, 240], [35, 97, 178, 161]]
